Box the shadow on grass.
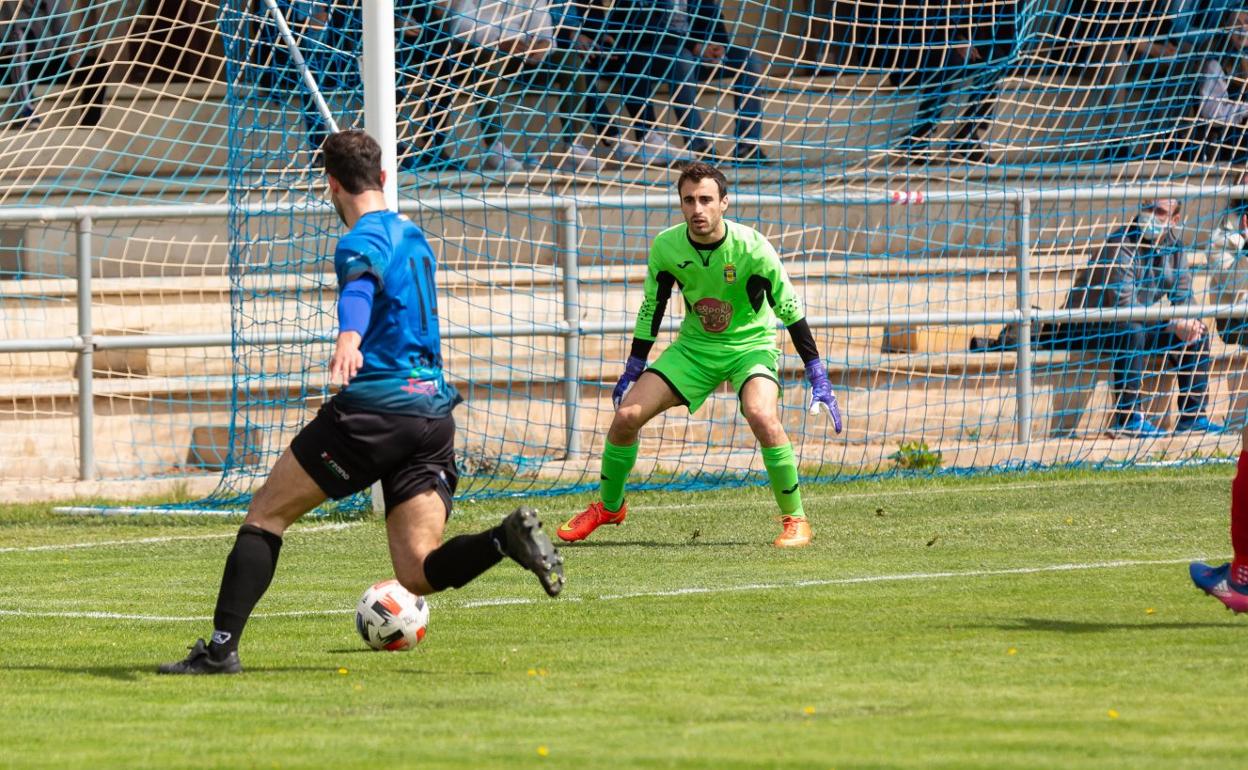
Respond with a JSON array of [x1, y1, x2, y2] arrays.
[[978, 617, 1240, 634], [560, 539, 755, 549], [2, 663, 387, 680], [1, 664, 154, 681]]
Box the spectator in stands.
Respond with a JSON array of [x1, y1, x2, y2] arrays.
[[575, 0, 772, 165], [438, 0, 613, 172], [882, 0, 1019, 163], [1207, 195, 1248, 348], [1049, 199, 1223, 437], [7, 0, 105, 129], [546, 0, 645, 165], [800, 1, 866, 76], [1195, 9, 1248, 160], [273, 0, 616, 173], [1110, 0, 1246, 160], [395, 2, 463, 171], [279, 1, 356, 153], [1054, 0, 1151, 68]]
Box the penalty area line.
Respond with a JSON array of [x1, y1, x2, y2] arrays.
[[0, 555, 1212, 622]]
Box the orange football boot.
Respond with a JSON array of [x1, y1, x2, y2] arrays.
[[557, 501, 627, 542], [774, 516, 813, 548]]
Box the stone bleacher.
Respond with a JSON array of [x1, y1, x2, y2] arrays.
[[3, 246, 1246, 480], [3, 12, 1247, 484]]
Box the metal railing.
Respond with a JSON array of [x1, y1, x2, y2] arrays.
[[3, 185, 1248, 481]]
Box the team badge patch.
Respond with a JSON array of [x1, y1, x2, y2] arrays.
[[723, 264, 736, 284]]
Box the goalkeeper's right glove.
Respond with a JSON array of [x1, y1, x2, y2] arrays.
[[612, 355, 648, 409], [805, 358, 843, 433]]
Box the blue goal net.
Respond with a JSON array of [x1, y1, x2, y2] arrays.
[[5, 1, 1248, 506], [208, 0, 1248, 506]]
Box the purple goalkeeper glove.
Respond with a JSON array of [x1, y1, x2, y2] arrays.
[[805, 358, 842, 433], [613, 355, 647, 409]]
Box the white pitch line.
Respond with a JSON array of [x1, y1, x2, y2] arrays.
[[0, 555, 1214, 622], [0, 521, 361, 555]]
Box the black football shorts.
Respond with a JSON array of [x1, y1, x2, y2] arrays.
[[290, 399, 459, 516]]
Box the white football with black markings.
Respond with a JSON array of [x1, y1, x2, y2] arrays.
[[354, 579, 429, 651]]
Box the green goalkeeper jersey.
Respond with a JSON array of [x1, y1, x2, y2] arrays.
[[634, 219, 805, 351]]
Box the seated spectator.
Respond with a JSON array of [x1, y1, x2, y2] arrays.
[[1195, 9, 1248, 160], [1052, 0, 1150, 69], [439, 0, 611, 173], [7, 0, 105, 129], [1207, 194, 1248, 348], [1042, 199, 1223, 437], [880, 0, 1018, 164], [545, 0, 647, 165], [576, 0, 772, 165], [276, 1, 359, 153], [798, 1, 868, 76], [1108, 0, 1244, 161]]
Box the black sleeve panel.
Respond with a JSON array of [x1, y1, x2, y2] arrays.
[[629, 338, 656, 360], [786, 317, 821, 365], [649, 270, 677, 339]]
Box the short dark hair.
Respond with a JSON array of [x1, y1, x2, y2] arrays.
[[676, 162, 728, 199], [1141, 198, 1182, 216], [322, 130, 384, 194]]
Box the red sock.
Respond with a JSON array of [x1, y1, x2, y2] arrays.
[[1232, 450, 1248, 585]]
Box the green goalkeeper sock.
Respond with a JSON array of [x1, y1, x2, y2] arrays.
[[599, 439, 639, 513], [761, 443, 805, 519]]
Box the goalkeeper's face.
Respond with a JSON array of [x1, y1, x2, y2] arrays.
[[679, 178, 728, 241]]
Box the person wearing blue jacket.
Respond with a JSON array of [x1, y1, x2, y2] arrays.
[[569, 0, 772, 164]]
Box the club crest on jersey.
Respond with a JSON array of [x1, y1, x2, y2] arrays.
[[723, 264, 736, 284]]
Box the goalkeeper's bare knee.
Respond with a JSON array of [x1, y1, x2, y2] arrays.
[[608, 405, 649, 444]]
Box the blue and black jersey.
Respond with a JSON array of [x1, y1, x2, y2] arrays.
[[332, 209, 462, 418]]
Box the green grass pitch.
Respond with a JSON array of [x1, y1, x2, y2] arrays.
[[0, 466, 1243, 769]]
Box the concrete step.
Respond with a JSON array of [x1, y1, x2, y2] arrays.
[[7, 350, 1246, 482], [0, 257, 1105, 378]]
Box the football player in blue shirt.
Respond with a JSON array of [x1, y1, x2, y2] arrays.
[[159, 130, 564, 674]]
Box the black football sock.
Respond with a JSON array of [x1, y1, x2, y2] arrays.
[[208, 524, 283, 658], [423, 527, 506, 591]]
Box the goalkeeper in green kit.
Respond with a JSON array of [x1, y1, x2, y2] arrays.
[[558, 162, 842, 548]]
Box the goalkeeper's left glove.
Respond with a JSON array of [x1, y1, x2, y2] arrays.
[[612, 355, 648, 409], [805, 358, 842, 433]]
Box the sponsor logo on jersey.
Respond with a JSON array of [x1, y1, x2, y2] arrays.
[[693, 298, 734, 333], [676, 260, 694, 269], [723, 264, 736, 284], [401, 378, 437, 395], [320, 450, 350, 480]]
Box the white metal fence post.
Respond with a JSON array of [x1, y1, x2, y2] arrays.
[[1014, 196, 1033, 445], [76, 215, 95, 481], [560, 200, 582, 456]]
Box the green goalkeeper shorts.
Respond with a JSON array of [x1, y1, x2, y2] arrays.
[[646, 340, 780, 413]]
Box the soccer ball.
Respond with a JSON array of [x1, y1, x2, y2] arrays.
[[354, 579, 429, 651]]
